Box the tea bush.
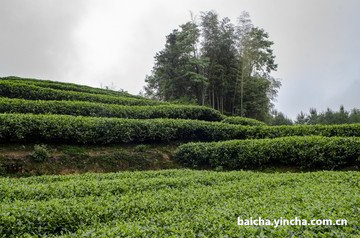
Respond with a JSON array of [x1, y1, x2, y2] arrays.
[[0, 81, 162, 106], [0, 114, 359, 144], [174, 136, 360, 169], [30, 144, 50, 162], [0, 97, 223, 121], [0, 76, 140, 98], [0, 170, 358, 237], [222, 116, 266, 126]]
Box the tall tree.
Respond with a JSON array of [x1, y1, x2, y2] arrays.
[[200, 11, 222, 109], [269, 109, 293, 125], [295, 105, 360, 125], [234, 11, 253, 116], [236, 27, 278, 118], [144, 10, 281, 121], [201, 12, 238, 112], [144, 22, 208, 104]]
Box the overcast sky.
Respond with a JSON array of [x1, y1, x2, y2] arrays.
[[0, 0, 359, 118]]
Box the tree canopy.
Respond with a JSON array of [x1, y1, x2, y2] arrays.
[[144, 11, 280, 121], [296, 106, 360, 125]]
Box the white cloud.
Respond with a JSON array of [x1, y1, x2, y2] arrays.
[[1, 0, 359, 118]]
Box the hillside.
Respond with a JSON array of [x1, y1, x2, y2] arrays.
[[0, 77, 359, 237], [0, 76, 359, 175], [0, 76, 236, 175]]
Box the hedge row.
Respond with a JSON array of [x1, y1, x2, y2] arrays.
[[0, 76, 140, 98], [0, 114, 359, 144], [0, 114, 235, 144], [0, 97, 223, 121], [222, 116, 266, 126], [174, 136, 360, 169], [0, 81, 162, 106]]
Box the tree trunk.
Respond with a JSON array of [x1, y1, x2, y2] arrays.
[[240, 62, 245, 117], [212, 88, 215, 109], [232, 62, 242, 115], [202, 89, 205, 105], [220, 95, 224, 113]]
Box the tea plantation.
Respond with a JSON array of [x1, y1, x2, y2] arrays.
[[1, 170, 359, 237], [0, 77, 359, 237]]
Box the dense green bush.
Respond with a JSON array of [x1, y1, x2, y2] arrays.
[[0, 114, 360, 144], [0, 170, 359, 237], [175, 136, 360, 169], [222, 116, 266, 126], [30, 144, 50, 162], [0, 114, 239, 144], [0, 97, 223, 121], [0, 81, 162, 106], [0, 76, 140, 98]]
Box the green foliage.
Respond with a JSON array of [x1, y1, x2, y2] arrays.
[[296, 106, 360, 125], [175, 136, 360, 169], [0, 170, 358, 237], [145, 11, 280, 120], [349, 108, 360, 123], [1, 76, 140, 98], [134, 144, 150, 152], [239, 75, 280, 121], [30, 144, 50, 162], [0, 114, 240, 144], [268, 110, 293, 125], [0, 80, 162, 106], [145, 22, 209, 104], [61, 145, 89, 157], [222, 116, 265, 126], [236, 26, 280, 120], [1, 113, 360, 144], [0, 97, 223, 121], [200, 12, 239, 113]]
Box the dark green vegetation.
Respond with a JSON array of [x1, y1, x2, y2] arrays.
[[175, 136, 360, 169], [145, 11, 280, 121], [0, 97, 223, 121], [0, 76, 140, 98], [0, 170, 359, 237], [0, 76, 359, 237], [222, 116, 266, 126], [269, 110, 294, 125], [296, 105, 360, 125], [0, 80, 162, 106], [142, 9, 360, 125], [2, 113, 360, 145], [269, 106, 360, 126]]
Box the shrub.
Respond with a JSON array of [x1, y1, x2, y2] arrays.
[[0, 76, 140, 98], [30, 144, 50, 162], [0, 170, 358, 237], [0, 81, 162, 106], [222, 116, 266, 126], [174, 136, 360, 169], [0, 97, 223, 121], [0, 114, 360, 145], [134, 144, 151, 152], [0, 114, 241, 144]]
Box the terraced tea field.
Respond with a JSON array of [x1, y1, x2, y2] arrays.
[[0, 170, 359, 237], [0, 77, 359, 237]]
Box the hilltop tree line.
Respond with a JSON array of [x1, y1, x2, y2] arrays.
[[295, 106, 360, 125], [144, 11, 280, 121], [270, 106, 360, 125]]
